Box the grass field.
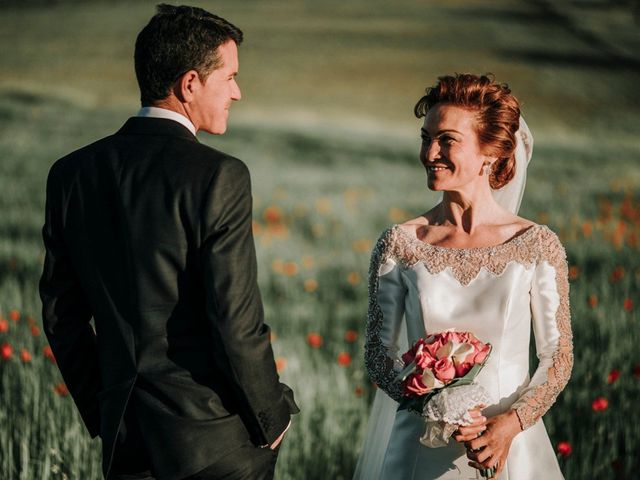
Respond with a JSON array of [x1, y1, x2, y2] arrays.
[[1, 1, 639, 479]]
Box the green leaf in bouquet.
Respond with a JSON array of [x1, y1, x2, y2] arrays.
[[395, 359, 418, 382]]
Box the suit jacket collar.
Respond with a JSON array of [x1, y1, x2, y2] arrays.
[[116, 117, 199, 142]]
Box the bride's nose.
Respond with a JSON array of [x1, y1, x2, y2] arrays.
[[421, 140, 441, 164]]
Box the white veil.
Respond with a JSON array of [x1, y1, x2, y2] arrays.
[[352, 117, 533, 480], [491, 116, 533, 215]]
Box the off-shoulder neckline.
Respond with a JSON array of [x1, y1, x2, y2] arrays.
[[392, 223, 544, 253]]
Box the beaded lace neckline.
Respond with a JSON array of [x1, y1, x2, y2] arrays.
[[392, 223, 541, 253], [384, 223, 549, 286]]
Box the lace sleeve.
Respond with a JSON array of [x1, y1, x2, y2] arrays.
[[364, 227, 407, 402], [511, 227, 574, 430]]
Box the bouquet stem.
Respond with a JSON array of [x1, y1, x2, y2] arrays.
[[480, 466, 496, 478]]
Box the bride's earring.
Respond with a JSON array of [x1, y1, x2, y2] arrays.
[[483, 163, 492, 175]]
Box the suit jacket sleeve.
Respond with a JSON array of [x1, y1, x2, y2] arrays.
[[39, 161, 101, 438], [200, 157, 297, 446]]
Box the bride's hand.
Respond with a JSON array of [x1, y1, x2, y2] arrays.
[[453, 406, 487, 443], [464, 410, 522, 479]]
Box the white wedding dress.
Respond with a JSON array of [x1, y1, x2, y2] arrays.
[[354, 223, 573, 480]]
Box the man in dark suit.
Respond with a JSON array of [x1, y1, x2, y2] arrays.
[[39, 5, 298, 480]]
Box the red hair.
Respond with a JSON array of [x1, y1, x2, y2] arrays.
[[414, 74, 520, 189]]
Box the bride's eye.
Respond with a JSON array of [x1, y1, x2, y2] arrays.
[[440, 135, 455, 145]]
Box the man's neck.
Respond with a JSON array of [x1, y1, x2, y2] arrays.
[[137, 104, 197, 136]]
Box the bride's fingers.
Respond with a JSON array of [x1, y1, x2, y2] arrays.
[[458, 415, 487, 431], [454, 430, 486, 442], [466, 446, 492, 464], [468, 408, 485, 418], [463, 438, 487, 454], [453, 420, 487, 442], [454, 428, 485, 442], [468, 404, 486, 415]]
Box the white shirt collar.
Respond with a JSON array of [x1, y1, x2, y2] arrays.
[[137, 107, 197, 136]]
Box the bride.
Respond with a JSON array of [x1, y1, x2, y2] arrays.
[[354, 74, 573, 479]]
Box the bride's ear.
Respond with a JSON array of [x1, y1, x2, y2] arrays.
[[480, 151, 498, 173], [174, 70, 201, 103]]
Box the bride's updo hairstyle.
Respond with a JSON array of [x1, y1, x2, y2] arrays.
[[414, 73, 521, 190]]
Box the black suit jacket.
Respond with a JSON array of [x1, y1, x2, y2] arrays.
[[39, 117, 298, 480]]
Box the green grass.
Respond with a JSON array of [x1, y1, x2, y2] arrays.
[[1, 1, 639, 479]]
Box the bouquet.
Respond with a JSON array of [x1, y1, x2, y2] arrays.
[[396, 331, 492, 458]]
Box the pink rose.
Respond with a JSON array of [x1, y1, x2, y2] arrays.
[[401, 348, 416, 366], [448, 331, 466, 343], [415, 347, 436, 370], [433, 357, 455, 383], [405, 372, 430, 395], [401, 338, 425, 365], [471, 343, 491, 364], [454, 361, 473, 377], [469, 334, 487, 350], [424, 336, 445, 358], [437, 331, 453, 346]]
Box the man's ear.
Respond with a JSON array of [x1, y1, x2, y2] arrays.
[[175, 70, 201, 103]]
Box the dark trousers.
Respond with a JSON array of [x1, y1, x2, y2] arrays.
[[109, 444, 278, 480], [109, 407, 278, 480]]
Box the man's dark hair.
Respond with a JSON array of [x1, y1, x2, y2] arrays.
[[134, 4, 243, 106]]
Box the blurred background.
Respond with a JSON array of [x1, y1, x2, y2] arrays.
[[0, 1, 638, 478]]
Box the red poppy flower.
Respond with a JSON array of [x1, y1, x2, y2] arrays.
[[568, 266, 579, 281], [54, 383, 69, 396], [587, 294, 598, 308], [43, 345, 56, 364], [263, 206, 283, 224], [0, 342, 12, 360], [344, 330, 358, 343], [0, 319, 8, 334], [8, 310, 20, 322], [275, 357, 287, 373], [607, 369, 621, 384], [592, 396, 609, 412], [354, 386, 364, 397], [556, 441, 572, 457], [30, 325, 41, 337], [306, 332, 323, 348], [283, 262, 298, 276], [303, 278, 318, 292], [623, 299, 633, 312], [337, 352, 352, 367], [20, 349, 32, 363], [610, 266, 625, 283]]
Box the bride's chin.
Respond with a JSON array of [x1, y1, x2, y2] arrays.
[[427, 180, 445, 191]]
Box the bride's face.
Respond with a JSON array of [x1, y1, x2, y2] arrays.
[[420, 103, 493, 193]]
